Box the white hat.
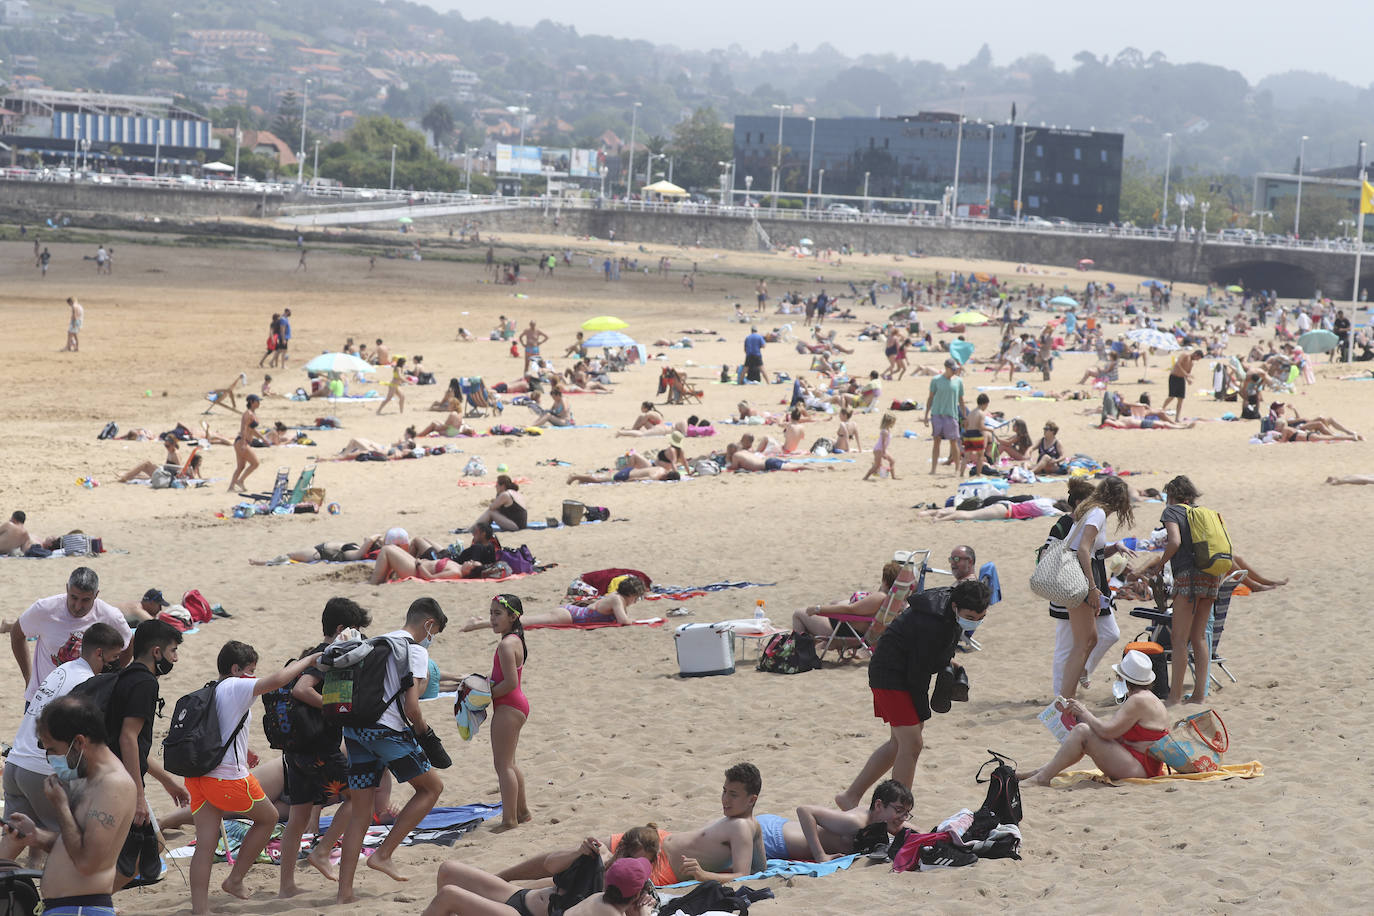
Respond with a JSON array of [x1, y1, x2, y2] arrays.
[[384, 527, 410, 546], [1112, 649, 1156, 686]]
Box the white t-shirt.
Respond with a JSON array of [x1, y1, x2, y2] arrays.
[[9, 658, 95, 774], [378, 630, 427, 733], [18, 595, 132, 701], [206, 676, 259, 780], [1066, 507, 1108, 553]]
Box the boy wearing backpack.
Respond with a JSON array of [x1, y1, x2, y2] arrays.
[[335, 597, 447, 905], [94, 620, 189, 890], [184, 641, 322, 916], [274, 597, 371, 899]]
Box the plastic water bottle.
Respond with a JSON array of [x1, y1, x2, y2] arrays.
[[903, 430, 917, 439], [754, 599, 766, 621]]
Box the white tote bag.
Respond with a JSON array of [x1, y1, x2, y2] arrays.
[[1029, 518, 1090, 607]]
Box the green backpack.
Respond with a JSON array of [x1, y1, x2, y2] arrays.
[[1185, 506, 1234, 577]]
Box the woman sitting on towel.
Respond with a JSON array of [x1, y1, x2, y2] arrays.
[[791, 562, 901, 638], [475, 475, 529, 532], [118, 436, 193, 483], [1016, 649, 1171, 786], [430, 378, 463, 412], [415, 413, 477, 438], [993, 418, 1033, 461], [465, 576, 649, 630]]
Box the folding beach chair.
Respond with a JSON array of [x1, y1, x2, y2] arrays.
[[282, 466, 315, 508], [817, 549, 929, 662], [203, 373, 248, 415], [661, 368, 702, 405], [246, 467, 291, 511], [460, 377, 500, 417], [1127, 569, 1242, 698]]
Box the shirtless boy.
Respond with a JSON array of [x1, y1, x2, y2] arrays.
[[725, 444, 806, 473], [0, 511, 33, 555], [756, 779, 913, 862], [3, 696, 136, 916], [1161, 349, 1203, 423], [65, 298, 84, 352]]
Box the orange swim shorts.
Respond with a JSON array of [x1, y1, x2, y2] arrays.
[[185, 773, 266, 814], [610, 828, 676, 885]]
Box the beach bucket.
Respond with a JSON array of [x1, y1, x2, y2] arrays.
[[562, 500, 585, 526]]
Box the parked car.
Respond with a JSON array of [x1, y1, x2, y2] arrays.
[[827, 203, 861, 218]]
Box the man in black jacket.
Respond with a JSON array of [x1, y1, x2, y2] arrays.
[[835, 580, 991, 809]]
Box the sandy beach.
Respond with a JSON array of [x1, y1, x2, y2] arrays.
[[2, 224, 1372, 914]]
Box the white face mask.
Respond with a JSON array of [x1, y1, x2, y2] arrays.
[[956, 615, 983, 634], [418, 625, 434, 649]]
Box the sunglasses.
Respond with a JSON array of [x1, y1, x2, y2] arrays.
[[492, 595, 522, 616]]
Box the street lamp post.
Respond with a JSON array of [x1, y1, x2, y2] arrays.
[[1200, 200, 1211, 235], [1161, 131, 1173, 226], [233, 120, 241, 181], [73, 104, 81, 169], [771, 103, 787, 207], [1015, 122, 1028, 224], [312, 139, 320, 181], [153, 126, 163, 179], [744, 174, 753, 206], [806, 116, 816, 212], [716, 160, 731, 206], [297, 79, 310, 185], [951, 87, 965, 218], [1294, 134, 1309, 238], [625, 101, 641, 199], [1251, 210, 1272, 235], [517, 91, 530, 149], [817, 169, 824, 207], [863, 170, 870, 208], [985, 122, 995, 215], [465, 146, 475, 192], [389, 143, 397, 191]]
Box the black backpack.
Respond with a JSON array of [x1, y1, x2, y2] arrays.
[[970, 749, 1023, 837], [162, 681, 250, 778], [319, 635, 413, 728], [70, 666, 147, 748], [0, 861, 42, 916], [261, 651, 330, 753]]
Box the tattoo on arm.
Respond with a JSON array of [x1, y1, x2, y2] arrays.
[[86, 808, 116, 828]]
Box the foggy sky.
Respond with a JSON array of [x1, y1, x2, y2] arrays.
[[422, 0, 1367, 88]]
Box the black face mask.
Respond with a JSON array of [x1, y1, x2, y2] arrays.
[[102, 659, 122, 673], [154, 653, 174, 677]]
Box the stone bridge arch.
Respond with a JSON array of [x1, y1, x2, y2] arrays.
[[1207, 259, 1317, 298]]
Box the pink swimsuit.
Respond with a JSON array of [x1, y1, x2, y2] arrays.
[[490, 639, 530, 717]]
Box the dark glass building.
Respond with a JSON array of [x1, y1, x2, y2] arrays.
[[732, 113, 1124, 223]]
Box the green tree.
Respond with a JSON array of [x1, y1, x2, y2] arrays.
[[668, 107, 732, 192], [421, 102, 455, 150], [270, 91, 302, 152], [1271, 190, 1356, 240], [317, 116, 465, 191]]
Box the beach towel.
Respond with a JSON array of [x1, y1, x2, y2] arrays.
[[455, 477, 532, 487], [979, 562, 1002, 605], [387, 569, 548, 585], [524, 617, 665, 631], [661, 854, 861, 889], [646, 580, 776, 599], [1049, 761, 1263, 787], [524, 517, 609, 530]]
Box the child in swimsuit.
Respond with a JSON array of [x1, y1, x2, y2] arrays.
[[488, 594, 531, 828]]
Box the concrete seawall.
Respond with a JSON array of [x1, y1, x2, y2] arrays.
[[0, 180, 283, 221]]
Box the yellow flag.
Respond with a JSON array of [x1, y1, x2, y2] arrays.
[[1362, 181, 1374, 215]]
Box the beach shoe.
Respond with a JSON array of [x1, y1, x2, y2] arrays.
[[666, 607, 692, 617], [930, 665, 957, 714], [919, 840, 978, 869]]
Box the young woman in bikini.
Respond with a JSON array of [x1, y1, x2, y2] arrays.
[[468, 576, 649, 632], [1016, 649, 1171, 786], [475, 475, 529, 532], [227, 395, 261, 492], [994, 418, 1033, 461], [377, 356, 407, 415], [488, 594, 531, 829]]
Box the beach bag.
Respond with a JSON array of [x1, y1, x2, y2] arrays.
[[318, 635, 413, 728], [261, 650, 329, 753], [1185, 506, 1233, 576], [162, 682, 250, 778], [181, 590, 214, 624], [1028, 520, 1089, 607], [60, 533, 90, 556], [0, 861, 42, 916], [463, 457, 487, 477], [150, 466, 175, 489], [693, 458, 721, 476], [498, 545, 535, 575], [97, 421, 118, 440], [810, 437, 834, 455], [1146, 709, 1229, 774], [584, 506, 610, 522], [561, 500, 585, 526], [755, 632, 818, 674], [891, 830, 957, 872], [973, 750, 1023, 827]]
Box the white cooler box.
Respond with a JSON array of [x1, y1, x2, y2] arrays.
[[674, 623, 735, 677]]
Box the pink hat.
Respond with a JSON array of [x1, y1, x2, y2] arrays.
[[606, 856, 652, 897]]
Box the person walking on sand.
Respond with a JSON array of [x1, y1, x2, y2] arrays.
[[258, 313, 280, 369], [863, 413, 898, 480], [227, 395, 262, 492], [295, 247, 307, 272], [38, 247, 51, 277], [923, 359, 966, 475], [1161, 349, 1202, 423], [64, 298, 83, 352], [377, 357, 407, 415], [486, 595, 531, 829]]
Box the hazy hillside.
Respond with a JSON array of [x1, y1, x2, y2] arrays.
[[5, 0, 1373, 178]]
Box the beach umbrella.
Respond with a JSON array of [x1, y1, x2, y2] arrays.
[[397, 216, 414, 224], [952, 311, 990, 325], [888, 269, 904, 278], [1226, 284, 1243, 293], [581, 316, 629, 332], [1077, 258, 1095, 268], [1142, 280, 1167, 289], [1050, 295, 1078, 307], [973, 271, 993, 282], [799, 238, 814, 247], [304, 352, 376, 374], [1297, 329, 1339, 353], [1127, 328, 1180, 351], [948, 339, 975, 364], [583, 330, 637, 348]]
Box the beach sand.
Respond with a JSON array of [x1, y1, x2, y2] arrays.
[[2, 227, 1371, 913]]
